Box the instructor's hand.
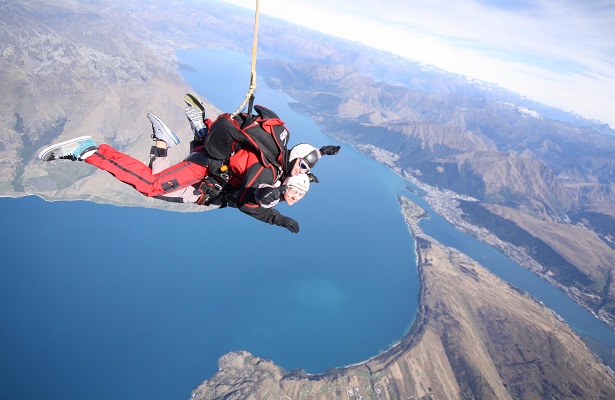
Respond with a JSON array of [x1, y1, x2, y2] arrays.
[[319, 145, 341, 156]]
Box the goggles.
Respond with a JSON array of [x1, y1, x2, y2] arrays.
[[299, 159, 311, 172], [303, 149, 320, 168], [286, 185, 306, 198]]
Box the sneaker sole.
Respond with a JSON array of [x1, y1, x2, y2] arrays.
[[184, 93, 205, 112], [38, 135, 95, 161], [147, 113, 180, 147]]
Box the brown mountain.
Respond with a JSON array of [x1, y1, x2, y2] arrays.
[[0, 0, 222, 208], [260, 59, 615, 219]]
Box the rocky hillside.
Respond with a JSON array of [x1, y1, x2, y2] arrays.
[[0, 0, 225, 208], [4, 0, 613, 217], [260, 60, 615, 220]]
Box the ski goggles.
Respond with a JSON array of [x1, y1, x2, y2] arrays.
[[302, 149, 320, 168], [299, 159, 311, 172]]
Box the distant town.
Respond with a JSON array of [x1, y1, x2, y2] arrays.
[[403, 172, 615, 330]]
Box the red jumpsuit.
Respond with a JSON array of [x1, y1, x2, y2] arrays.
[[85, 144, 208, 198], [84, 141, 293, 229]]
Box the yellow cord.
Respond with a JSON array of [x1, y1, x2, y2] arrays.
[[231, 0, 260, 117]]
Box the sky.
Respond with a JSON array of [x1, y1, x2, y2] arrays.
[[219, 0, 615, 127]]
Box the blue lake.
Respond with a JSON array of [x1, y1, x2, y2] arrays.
[[0, 47, 613, 400], [0, 50, 418, 399]]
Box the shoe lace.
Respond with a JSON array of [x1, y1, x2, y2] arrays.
[[59, 154, 78, 161]]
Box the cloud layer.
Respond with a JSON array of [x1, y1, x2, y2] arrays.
[[221, 0, 615, 125]]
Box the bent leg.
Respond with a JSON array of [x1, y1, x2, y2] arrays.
[[149, 146, 199, 202], [150, 149, 171, 175], [85, 144, 208, 197], [204, 116, 246, 160]]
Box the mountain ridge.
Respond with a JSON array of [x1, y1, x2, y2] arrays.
[[259, 58, 615, 220]]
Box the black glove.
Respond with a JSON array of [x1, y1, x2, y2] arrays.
[[319, 145, 341, 156], [308, 173, 319, 183], [255, 185, 286, 206], [280, 217, 299, 233]]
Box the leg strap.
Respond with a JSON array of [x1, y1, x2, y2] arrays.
[[150, 146, 168, 157]]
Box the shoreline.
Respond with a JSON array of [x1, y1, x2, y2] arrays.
[[408, 176, 615, 331], [349, 141, 615, 331]]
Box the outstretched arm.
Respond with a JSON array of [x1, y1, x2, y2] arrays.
[[233, 154, 299, 233], [239, 203, 300, 233]]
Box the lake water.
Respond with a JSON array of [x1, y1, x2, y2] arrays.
[[0, 51, 418, 399], [0, 47, 613, 400]]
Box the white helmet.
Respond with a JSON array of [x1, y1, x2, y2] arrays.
[[289, 143, 320, 168], [283, 173, 310, 193]]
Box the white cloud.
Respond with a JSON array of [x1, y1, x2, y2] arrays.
[[219, 0, 615, 125]]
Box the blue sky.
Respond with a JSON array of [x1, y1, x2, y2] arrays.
[[220, 0, 615, 126]]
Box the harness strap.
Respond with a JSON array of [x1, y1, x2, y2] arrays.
[[195, 164, 234, 207], [246, 133, 282, 173], [237, 113, 285, 174]]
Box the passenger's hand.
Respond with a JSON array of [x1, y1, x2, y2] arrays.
[[256, 185, 285, 206], [319, 145, 341, 156], [281, 217, 300, 233]]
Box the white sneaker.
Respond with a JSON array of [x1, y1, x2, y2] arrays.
[[38, 136, 98, 161], [147, 113, 180, 148]]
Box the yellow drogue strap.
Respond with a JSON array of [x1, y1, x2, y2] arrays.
[[231, 0, 260, 118]]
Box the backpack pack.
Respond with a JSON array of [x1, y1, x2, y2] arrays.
[[229, 105, 290, 171]]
